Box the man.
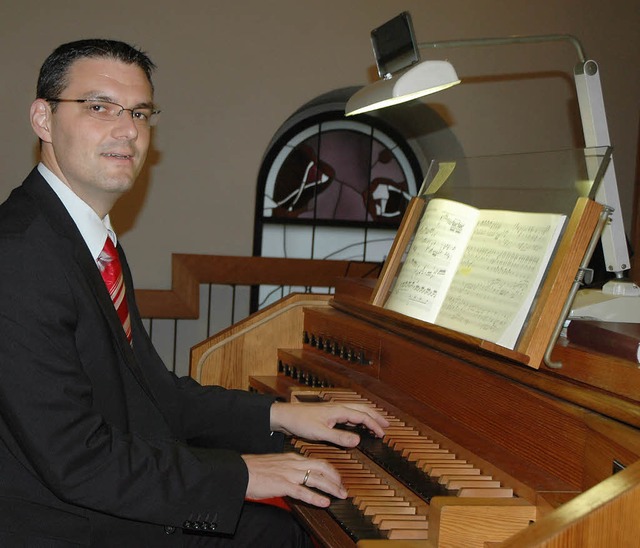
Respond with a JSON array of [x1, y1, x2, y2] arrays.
[[0, 39, 388, 547]]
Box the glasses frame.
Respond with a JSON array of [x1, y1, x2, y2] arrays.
[[45, 98, 161, 127]]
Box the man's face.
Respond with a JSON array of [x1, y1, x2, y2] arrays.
[[36, 57, 154, 217]]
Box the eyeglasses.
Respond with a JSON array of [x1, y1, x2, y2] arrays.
[[45, 98, 161, 127]]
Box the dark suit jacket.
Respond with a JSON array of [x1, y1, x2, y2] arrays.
[[0, 169, 283, 547]]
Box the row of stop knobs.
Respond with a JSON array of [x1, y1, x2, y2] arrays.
[[303, 331, 371, 366]]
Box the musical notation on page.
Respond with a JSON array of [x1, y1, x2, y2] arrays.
[[385, 198, 566, 348]]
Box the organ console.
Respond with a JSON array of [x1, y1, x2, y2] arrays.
[[190, 279, 640, 547]]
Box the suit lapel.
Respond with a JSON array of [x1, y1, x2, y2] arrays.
[[23, 170, 160, 406]]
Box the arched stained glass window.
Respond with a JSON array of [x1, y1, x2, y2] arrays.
[[262, 116, 417, 225], [253, 88, 424, 309]]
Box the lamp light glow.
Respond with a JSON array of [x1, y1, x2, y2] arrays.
[[345, 60, 460, 116]]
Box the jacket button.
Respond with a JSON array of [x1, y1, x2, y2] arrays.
[[164, 526, 176, 535]]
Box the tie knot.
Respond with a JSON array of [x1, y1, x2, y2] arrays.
[[102, 237, 117, 259], [98, 237, 118, 271]]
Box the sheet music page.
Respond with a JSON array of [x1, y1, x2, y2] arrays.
[[385, 198, 480, 323], [434, 209, 566, 348]]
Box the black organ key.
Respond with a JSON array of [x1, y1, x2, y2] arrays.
[[354, 427, 449, 502], [328, 498, 384, 541]]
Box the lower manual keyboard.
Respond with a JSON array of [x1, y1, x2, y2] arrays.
[[291, 388, 515, 541]]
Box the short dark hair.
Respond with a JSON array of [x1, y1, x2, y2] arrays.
[[37, 39, 156, 102]]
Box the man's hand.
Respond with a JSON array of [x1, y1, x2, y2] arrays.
[[269, 402, 389, 447], [242, 402, 389, 507], [242, 452, 346, 507]]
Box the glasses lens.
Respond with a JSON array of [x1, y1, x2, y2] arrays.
[[84, 101, 120, 121], [132, 107, 156, 126]]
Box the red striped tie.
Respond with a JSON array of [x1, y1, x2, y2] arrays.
[[98, 237, 132, 343]]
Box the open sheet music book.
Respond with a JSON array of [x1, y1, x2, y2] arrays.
[[385, 198, 566, 348]]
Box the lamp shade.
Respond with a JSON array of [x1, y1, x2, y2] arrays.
[[345, 60, 460, 116]]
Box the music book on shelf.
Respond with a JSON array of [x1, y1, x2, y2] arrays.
[[370, 148, 612, 369], [384, 198, 566, 349]]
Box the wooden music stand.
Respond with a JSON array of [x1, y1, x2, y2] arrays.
[[370, 194, 606, 369]]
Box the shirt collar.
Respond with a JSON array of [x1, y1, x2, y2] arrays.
[[37, 163, 116, 262]]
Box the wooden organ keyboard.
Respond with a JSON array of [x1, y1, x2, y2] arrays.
[[283, 388, 535, 545], [190, 282, 640, 547]]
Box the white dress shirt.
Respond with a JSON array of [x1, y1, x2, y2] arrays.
[[37, 163, 117, 264]]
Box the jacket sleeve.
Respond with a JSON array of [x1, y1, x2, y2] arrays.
[[120, 246, 286, 455]]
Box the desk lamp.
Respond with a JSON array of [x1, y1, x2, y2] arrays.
[[346, 12, 639, 322]]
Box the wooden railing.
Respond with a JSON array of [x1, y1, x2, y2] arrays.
[[135, 254, 381, 318], [134, 255, 382, 374]]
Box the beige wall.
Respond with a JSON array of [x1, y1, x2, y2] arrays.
[[1, 0, 638, 290]]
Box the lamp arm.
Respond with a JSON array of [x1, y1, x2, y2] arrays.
[[418, 34, 586, 63], [419, 33, 629, 276], [574, 61, 630, 275]]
